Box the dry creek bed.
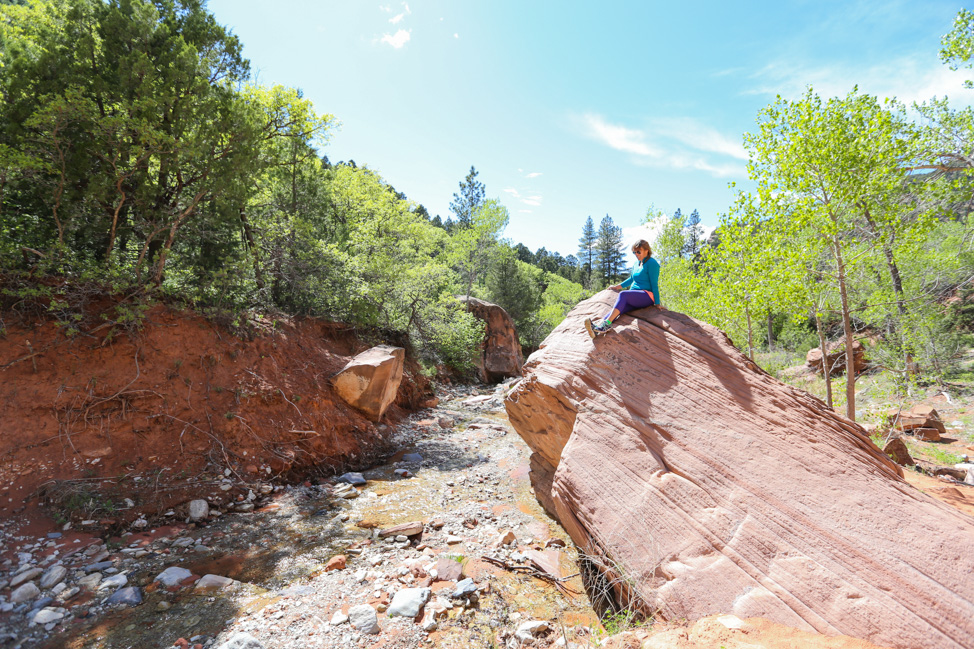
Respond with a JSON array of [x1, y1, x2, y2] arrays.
[[0, 381, 605, 649]]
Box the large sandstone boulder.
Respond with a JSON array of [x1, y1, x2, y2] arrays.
[[806, 339, 866, 376], [331, 345, 404, 421], [457, 296, 523, 383], [505, 290, 974, 649]]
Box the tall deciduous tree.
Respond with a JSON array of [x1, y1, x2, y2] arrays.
[[745, 88, 920, 421]]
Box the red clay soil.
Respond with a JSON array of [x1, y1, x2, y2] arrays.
[[0, 300, 432, 534]]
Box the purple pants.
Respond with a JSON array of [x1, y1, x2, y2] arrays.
[[606, 290, 655, 320]]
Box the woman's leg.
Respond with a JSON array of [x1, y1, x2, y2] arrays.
[[605, 290, 655, 323]]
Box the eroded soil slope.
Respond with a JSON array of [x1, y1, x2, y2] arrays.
[[0, 301, 431, 530]]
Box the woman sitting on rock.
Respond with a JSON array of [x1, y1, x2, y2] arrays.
[[586, 239, 661, 338]]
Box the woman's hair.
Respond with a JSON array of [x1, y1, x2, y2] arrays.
[[632, 239, 652, 256]]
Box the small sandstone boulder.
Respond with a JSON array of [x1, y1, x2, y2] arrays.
[[39, 565, 67, 590], [883, 437, 915, 466], [324, 555, 346, 572], [378, 521, 424, 538], [332, 345, 405, 421], [806, 339, 866, 376]]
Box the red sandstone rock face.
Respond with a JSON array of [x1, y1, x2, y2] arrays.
[[458, 296, 523, 383], [331, 345, 405, 421], [806, 339, 867, 375], [505, 291, 974, 649]]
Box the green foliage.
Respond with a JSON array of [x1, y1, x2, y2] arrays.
[[595, 214, 625, 287], [941, 9, 974, 88]]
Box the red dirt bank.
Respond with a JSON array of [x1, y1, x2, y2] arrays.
[[0, 302, 431, 531]]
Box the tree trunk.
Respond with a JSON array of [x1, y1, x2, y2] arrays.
[[861, 206, 916, 376], [745, 301, 754, 362], [814, 311, 833, 409], [766, 310, 774, 350], [832, 237, 856, 421], [239, 207, 264, 291]]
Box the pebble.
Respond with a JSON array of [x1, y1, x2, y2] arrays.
[[214, 633, 265, 649], [105, 586, 142, 607], [10, 582, 40, 603], [154, 566, 194, 586], [189, 499, 210, 521], [77, 573, 103, 590], [195, 574, 235, 591], [348, 604, 380, 634], [387, 587, 430, 618], [29, 607, 65, 627], [338, 472, 367, 486], [98, 573, 128, 591], [10, 568, 43, 588], [330, 610, 349, 625]]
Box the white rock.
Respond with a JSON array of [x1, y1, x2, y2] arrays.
[[516, 620, 550, 642], [348, 604, 380, 634], [10, 567, 43, 588], [446, 535, 463, 545], [30, 607, 65, 626], [387, 587, 430, 618], [10, 582, 40, 603], [40, 565, 68, 589], [98, 573, 128, 591], [330, 610, 349, 625], [154, 566, 193, 586], [195, 574, 235, 591]]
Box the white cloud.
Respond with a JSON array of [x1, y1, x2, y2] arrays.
[[525, 172, 543, 178], [381, 29, 411, 48], [744, 57, 974, 107], [389, 12, 405, 24], [650, 117, 748, 160], [581, 114, 659, 157], [454, 33, 459, 39], [504, 187, 542, 208], [576, 113, 747, 178], [518, 209, 533, 214], [379, 4, 392, 12]]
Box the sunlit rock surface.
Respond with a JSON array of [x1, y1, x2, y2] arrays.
[[506, 290, 974, 649]]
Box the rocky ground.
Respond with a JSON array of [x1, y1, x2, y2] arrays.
[[0, 381, 606, 649], [2, 375, 967, 649]]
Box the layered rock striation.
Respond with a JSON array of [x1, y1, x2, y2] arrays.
[[505, 291, 974, 649]]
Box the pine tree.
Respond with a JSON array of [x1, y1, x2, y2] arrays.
[[450, 166, 485, 229], [577, 215, 597, 288], [595, 214, 625, 286], [684, 208, 702, 258]]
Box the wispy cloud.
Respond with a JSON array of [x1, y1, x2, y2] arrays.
[[504, 187, 543, 209], [575, 113, 747, 178], [743, 57, 974, 107], [581, 114, 660, 157], [525, 171, 543, 178], [389, 12, 405, 24], [380, 29, 411, 49]]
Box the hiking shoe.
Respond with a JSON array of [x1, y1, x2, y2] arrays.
[[584, 318, 598, 340], [594, 319, 611, 333]]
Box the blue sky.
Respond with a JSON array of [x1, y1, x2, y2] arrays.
[[208, 0, 971, 258]]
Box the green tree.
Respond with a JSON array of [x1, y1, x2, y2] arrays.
[[448, 198, 509, 301], [577, 215, 597, 288], [595, 214, 624, 287], [745, 88, 921, 420], [449, 165, 485, 229]]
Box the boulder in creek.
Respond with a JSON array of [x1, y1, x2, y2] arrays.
[[505, 290, 974, 649], [331, 345, 405, 421], [456, 296, 523, 383]]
